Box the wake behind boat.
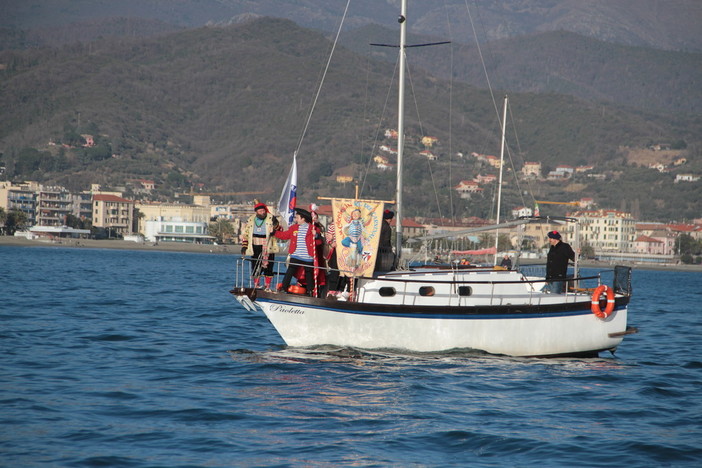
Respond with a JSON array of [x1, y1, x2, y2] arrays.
[[229, 0, 636, 358]]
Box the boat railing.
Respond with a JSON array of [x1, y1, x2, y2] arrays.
[[232, 255, 630, 304]]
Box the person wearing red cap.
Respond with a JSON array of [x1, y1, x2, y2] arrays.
[[241, 201, 280, 290], [545, 230, 575, 294]]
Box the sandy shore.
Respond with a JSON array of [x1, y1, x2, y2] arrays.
[[0, 235, 239, 255], [2, 235, 700, 272]]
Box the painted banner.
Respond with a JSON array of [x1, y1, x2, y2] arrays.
[[331, 198, 384, 278]]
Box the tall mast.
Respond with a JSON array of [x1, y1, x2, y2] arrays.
[[494, 95, 508, 264], [395, 0, 407, 264]]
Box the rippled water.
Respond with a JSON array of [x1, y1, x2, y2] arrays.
[[1, 245, 701, 467]]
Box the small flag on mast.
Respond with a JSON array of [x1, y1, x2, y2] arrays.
[[277, 153, 298, 226], [534, 202, 540, 217]]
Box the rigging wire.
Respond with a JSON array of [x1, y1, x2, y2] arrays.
[[294, 0, 352, 158], [443, 0, 456, 223], [405, 64, 444, 220], [359, 56, 400, 198], [463, 0, 535, 223], [507, 103, 539, 211]]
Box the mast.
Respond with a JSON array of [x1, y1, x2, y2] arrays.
[[493, 95, 508, 264], [394, 0, 407, 265]]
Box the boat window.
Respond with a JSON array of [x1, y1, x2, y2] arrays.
[[379, 287, 396, 297], [419, 286, 435, 296], [458, 286, 472, 296]]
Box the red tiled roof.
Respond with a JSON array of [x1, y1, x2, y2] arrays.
[[93, 194, 132, 203], [389, 218, 425, 228], [635, 235, 662, 243], [667, 223, 702, 232]]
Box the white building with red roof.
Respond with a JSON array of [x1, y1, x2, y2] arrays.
[[92, 194, 134, 235]]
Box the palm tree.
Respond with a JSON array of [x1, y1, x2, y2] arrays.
[[209, 218, 235, 244]]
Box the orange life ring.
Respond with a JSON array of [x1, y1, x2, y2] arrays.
[[591, 285, 615, 319]]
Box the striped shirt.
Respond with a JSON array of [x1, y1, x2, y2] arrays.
[[292, 223, 313, 262]]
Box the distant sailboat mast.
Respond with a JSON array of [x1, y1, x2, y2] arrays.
[[494, 95, 508, 264]]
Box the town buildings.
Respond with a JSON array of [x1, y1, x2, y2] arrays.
[[571, 209, 637, 253], [136, 201, 213, 243], [1, 180, 699, 262]]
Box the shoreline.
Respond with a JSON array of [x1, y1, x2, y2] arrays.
[[0, 235, 237, 255], [2, 235, 701, 273]]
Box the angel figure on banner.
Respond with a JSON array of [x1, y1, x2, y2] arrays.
[[341, 208, 368, 266], [332, 199, 383, 278]]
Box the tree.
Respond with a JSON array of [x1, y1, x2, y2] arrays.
[[497, 233, 512, 251], [208, 218, 235, 244], [580, 242, 596, 259], [3, 210, 29, 235], [678, 234, 701, 257]]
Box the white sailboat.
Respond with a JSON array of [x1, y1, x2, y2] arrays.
[[231, 0, 635, 357]]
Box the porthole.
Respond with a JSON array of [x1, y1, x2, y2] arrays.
[[379, 287, 396, 297], [458, 286, 472, 296], [419, 286, 435, 296]]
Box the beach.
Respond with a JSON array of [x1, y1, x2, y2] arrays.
[[2, 235, 700, 272], [0, 235, 237, 255]]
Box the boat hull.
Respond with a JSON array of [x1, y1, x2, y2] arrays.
[[248, 291, 629, 357]]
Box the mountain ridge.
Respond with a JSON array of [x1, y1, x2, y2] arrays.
[[3, 0, 701, 53], [0, 17, 700, 221]]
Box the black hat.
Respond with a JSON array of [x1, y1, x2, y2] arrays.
[[294, 207, 312, 223], [383, 209, 395, 220], [547, 230, 562, 240]]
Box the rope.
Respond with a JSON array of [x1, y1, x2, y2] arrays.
[[294, 0, 352, 157]]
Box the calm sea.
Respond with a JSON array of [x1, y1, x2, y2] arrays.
[[1, 245, 701, 467]]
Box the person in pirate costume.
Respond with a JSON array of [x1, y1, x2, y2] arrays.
[[240, 201, 280, 291], [274, 207, 323, 297]]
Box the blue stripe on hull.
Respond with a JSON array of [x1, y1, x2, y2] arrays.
[[256, 297, 623, 320]]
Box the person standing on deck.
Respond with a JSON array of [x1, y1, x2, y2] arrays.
[[275, 208, 322, 296], [240, 201, 279, 291], [375, 209, 395, 272], [545, 230, 575, 294], [500, 254, 512, 270]]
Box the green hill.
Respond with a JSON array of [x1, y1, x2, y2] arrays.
[[0, 17, 700, 221], [342, 25, 702, 114]]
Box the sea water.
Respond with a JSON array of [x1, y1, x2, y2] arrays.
[[1, 245, 700, 467]]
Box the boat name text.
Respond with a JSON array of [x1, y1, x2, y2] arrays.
[[271, 304, 305, 315]]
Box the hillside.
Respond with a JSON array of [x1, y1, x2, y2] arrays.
[[0, 17, 700, 221], [3, 0, 701, 52], [342, 25, 702, 114]]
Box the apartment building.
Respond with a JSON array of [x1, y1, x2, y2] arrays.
[[93, 194, 134, 236], [571, 209, 636, 253]]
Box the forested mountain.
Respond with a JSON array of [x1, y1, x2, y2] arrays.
[[342, 25, 702, 114], [0, 17, 700, 221], [3, 0, 701, 52]]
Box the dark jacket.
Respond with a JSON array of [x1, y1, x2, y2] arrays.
[[546, 241, 575, 279], [378, 219, 393, 253]]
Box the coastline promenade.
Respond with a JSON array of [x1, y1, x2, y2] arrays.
[[2, 235, 700, 272]]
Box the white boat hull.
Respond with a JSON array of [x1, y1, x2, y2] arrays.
[[252, 295, 628, 357]]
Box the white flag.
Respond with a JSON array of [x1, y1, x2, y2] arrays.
[[277, 153, 298, 226]]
